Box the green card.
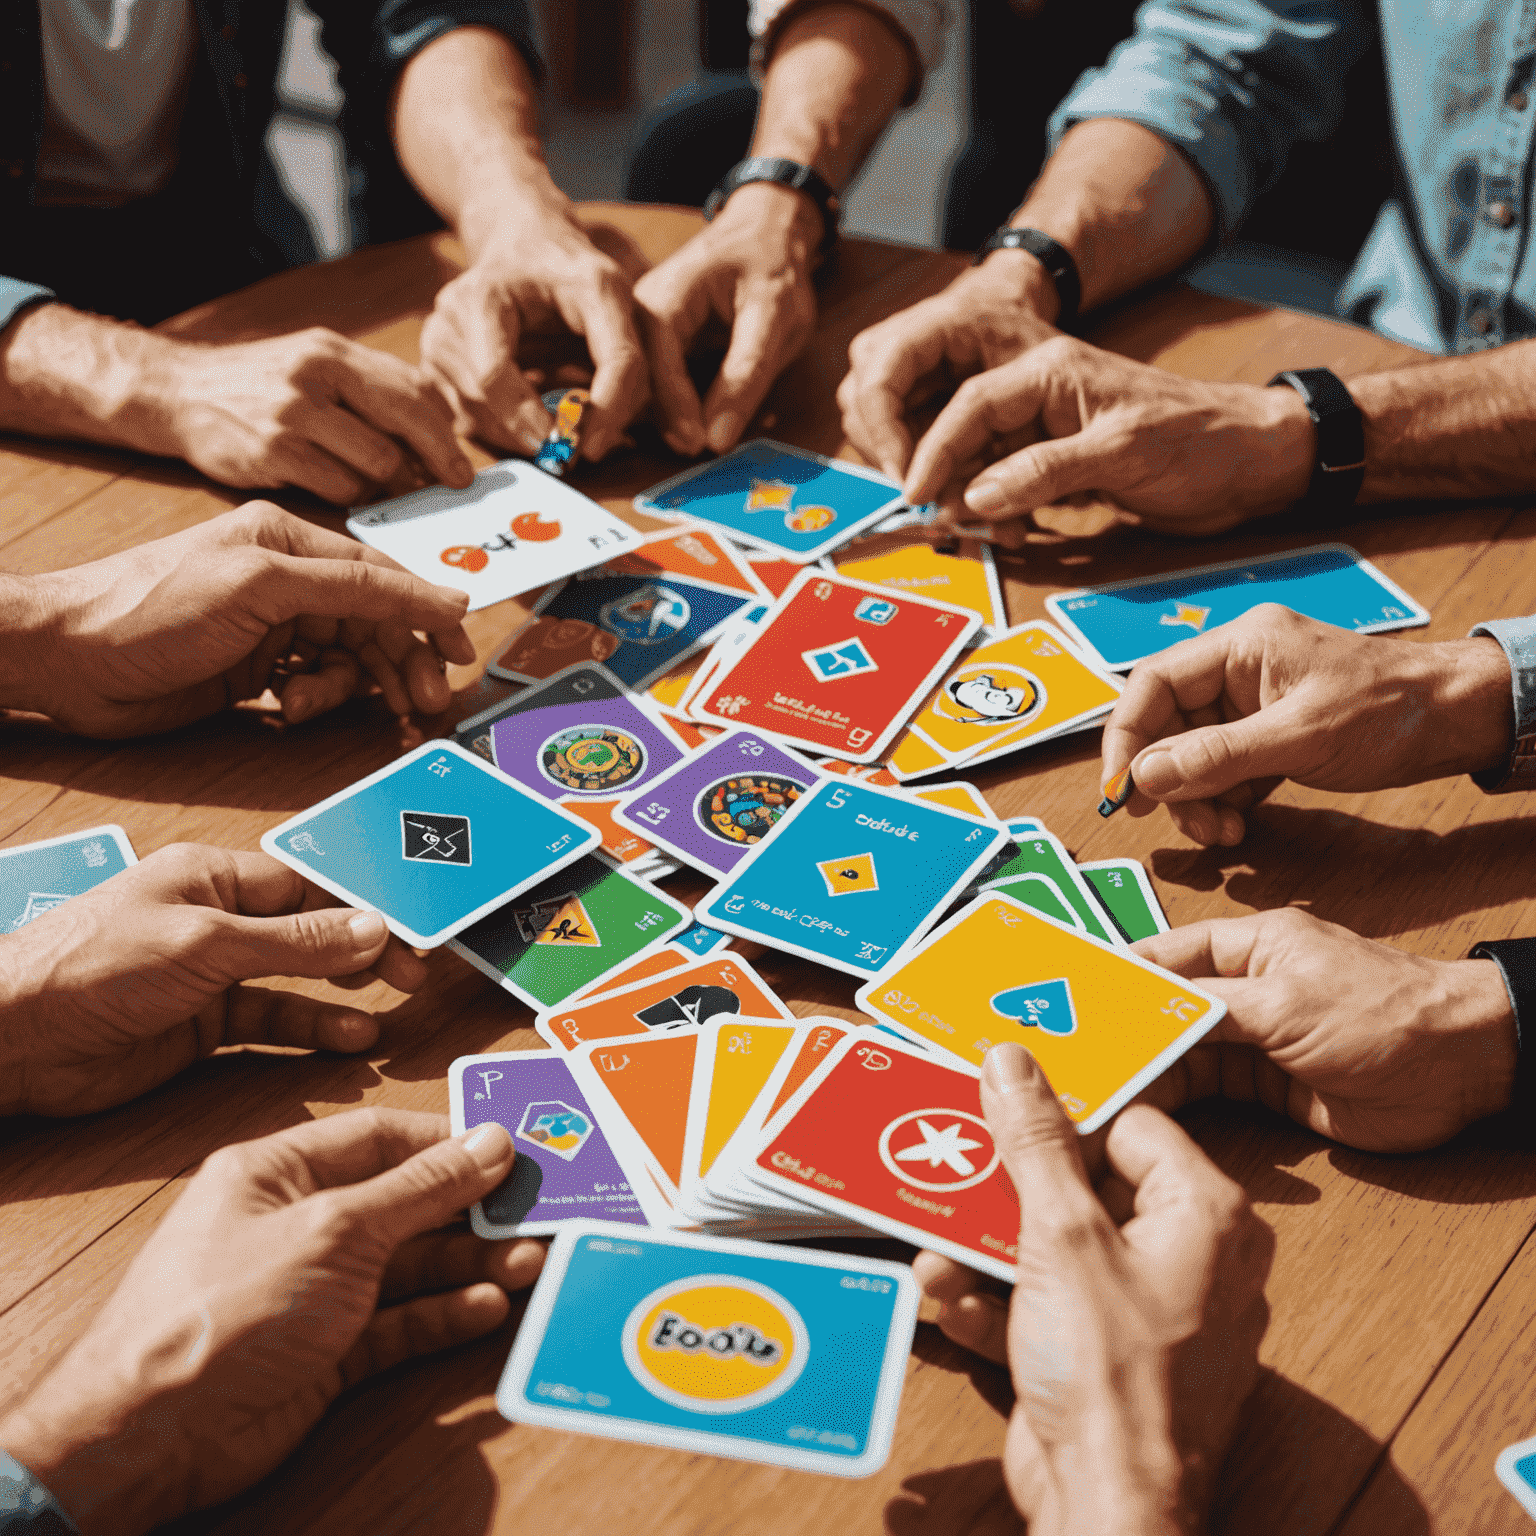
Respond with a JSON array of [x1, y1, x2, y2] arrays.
[[1078, 859, 1169, 943], [984, 870, 1081, 929], [983, 831, 1121, 945]]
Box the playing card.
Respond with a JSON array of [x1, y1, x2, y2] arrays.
[[1078, 859, 1169, 941], [557, 796, 667, 868], [453, 666, 625, 763], [817, 757, 900, 786], [496, 1221, 918, 1476], [887, 622, 1121, 781], [636, 439, 906, 563], [450, 1051, 647, 1235], [487, 663, 687, 804], [855, 893, 1225, 1132], [905, 781, 995, 820], [0, 825, 136, 932], [262, 741, 598, 948], [695, 777, 1008, 978], [1046, 542, 1431, 672], [1497, 1435, 1536, 1517], [748, 1031, 1021, 1281], [487, 525, 768, 691], [745, 555, 804, 597], [613, 727, 823, 878], [347, 460, 641, 611], [570, 944, 693, 1000], [448, 854, 691, 1009], [836, 538, 1005, 632], [983, 828, 1121, 945], [537, 953, 794, 1051], [670, 919, 734, 957], [691, 569, 980, 763]]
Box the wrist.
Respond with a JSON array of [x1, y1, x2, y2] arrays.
[[1445, 957, 1519, 1122], [454, 160, 573, 264], [0, 572, 63, 717], [1252, 381, 1317, 510], [710, 182, 824, 267], [972, 246, 1065, 325], [1423, 636, 1514, 778], [1045, 1426, 1202, 1536]]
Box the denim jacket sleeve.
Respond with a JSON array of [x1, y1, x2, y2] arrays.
[[0, 1453, 77, 1535], [0, 278, 55, 332], [1046, 0, 1372, 239], [1470, 616, 1536, 793]]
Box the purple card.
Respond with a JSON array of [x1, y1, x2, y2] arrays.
[[488, 665, 686, 804], [451, 1050, 647, 1235], [610, 726, 823, 877]]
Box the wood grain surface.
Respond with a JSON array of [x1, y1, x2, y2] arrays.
[[2, 205, 1533, 1536]]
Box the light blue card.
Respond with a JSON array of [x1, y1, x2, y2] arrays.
[[1045, 543, 1430, 671], [261, 740, 600, 948], [673, 920, 733, 957], [0, 825, 136, 932], [635, 440, 905, 563], [695, 778, 1007, 978], [1497, 1433, 1536, 1517], [497, 1220, 918, 1476]]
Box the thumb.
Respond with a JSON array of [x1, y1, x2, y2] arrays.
[[1130, 697, 1317, 803], [330, 1122, 515, 1250], [963, 427, 1115, 520], [981, 1042, 1097, 1218], [199, 906, 392, 984]]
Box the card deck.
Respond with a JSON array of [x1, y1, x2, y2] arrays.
[[496, 1221, 918, 1476], [983, 828, 1121, 945], [1496, 1435, 1536, 1517], [636, 439, 906, 563], [855, 893, 1225, 1132], [448, 854, 691, 1009], [1078, 859, 1169, 941], [262, 741, 599, 948], [537, 953, 794, 1051], [1046, 542, 1431, 672], [691, 569, 980, 763], [614, 727, 824, 878], [748, 1031, 1021, 1281], [486, 663, 687, 805], [887, 622, 1121, 781], [347, 460, 641, 611], [0, 825, 136, 932], [451, 1051, 648, 1235], [836, 538, 1005, 632], [695, 777, 1008, 978], [570, 944, 693, 1000]]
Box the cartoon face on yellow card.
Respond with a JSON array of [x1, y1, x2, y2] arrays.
[[888, 622, 1121, 776], [854, 893, 1224, 1132], [837, 543, 1004, 629], [685, 1018, 799, 1181]]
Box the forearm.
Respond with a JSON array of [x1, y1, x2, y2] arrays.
[[986, 119, 1216, 324], [0, 573, 60, 718], [390, 25, 565, 261], [1349, 342, 1536, 503]]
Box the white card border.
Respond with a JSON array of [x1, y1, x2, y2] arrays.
[[0, 822, 138, 876], [1496, 1435, 1536, 1517], [982, 826, 1124, 947], [835, 535, 1006, 631], [1077, 858, 1170, 937]]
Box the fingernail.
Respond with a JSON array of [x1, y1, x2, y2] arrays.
[[1186, 808, 1217, 845], [983, 1041, 1034, 1092], [1132, 747, 1175, 795], [706, 413, 739, 453], [1218, 809, 1245, 846], [519, 428, 547, 456], [1097, 765, 1135, 819], [463, 1121, 513, 1168], [286, 688, 312, 722], [348, 910, 387, 945], [964, 481, 1005, 514]]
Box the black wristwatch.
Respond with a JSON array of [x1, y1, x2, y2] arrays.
[[703, 157, 841, 258], [1468, 937, 1536, 1143], [1268, 367, 1366, 514], [974, 227, 1081, 329]]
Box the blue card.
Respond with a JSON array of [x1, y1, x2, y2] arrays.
[[497, 1220, 917, 1476], [0, 825, 136, 932], [1045, 543, 1430, 671], [695, 778, 1008, 978], [672, 920, 733, 957], [261, 740, 600, 948], [450, 1052, 648, 1236], [1497, 1433, 1536, 1517], [635, 440, 905, 563]]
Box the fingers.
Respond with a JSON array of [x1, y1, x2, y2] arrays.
[[701, 286, 810, 454], [337, 1282, 511, 1390], [242, 550, 470, 641], [636, 302, 707, 456], [193, 904, 393, 986], [221, 984, 380, 1054], [911, 1250, 1010, 1364], [843, 302, 960, 481], [381, 1229, 547, 1303], [326, 1121, 515, 1250], [329, 354, 474, 490], [959, 432, 1111, 524], [572, 284, 650, 460], [981, 1041, 1095, 1209]]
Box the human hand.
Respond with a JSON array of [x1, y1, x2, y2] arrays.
[[1134, 909, 1517, 1153], [897, 335, 1316, 549], [0, 844, 431, 1117], [146, 327, 473, 505], [0, 1108, 543, 1536], [914, 1043, 1273, 1536], [419, 194, 648, 462], [837, 251, 1062, 483], [635, 184, 821, 457], [1100, 606, 1513, 846], [5, 502, 475, 737]]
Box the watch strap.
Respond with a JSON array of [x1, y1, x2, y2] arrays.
[[1268, 367, 1365, 513], [1467, 937, 1536, 1144], [703, 156, 841, 257], [974, 226, 1081, 328]]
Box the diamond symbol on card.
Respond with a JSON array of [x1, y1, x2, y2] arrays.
[[802, 636, 879, 683], [817, 851, 878, 897], [400, 811, 472, 866], [990, 978, 1078, 1036]]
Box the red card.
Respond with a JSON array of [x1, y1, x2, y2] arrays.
[[692, 570, 979, 762], [750, 1032, 1020, 1280]]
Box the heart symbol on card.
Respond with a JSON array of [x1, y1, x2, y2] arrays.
[[513, 512, 562, 542], [989, 978, 1077, 1036], [440, 545, 488, 572]]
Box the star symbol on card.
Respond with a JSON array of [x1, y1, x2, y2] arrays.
[[892, 1118, 985, 1176], [878, 1107, 1001, 1191]]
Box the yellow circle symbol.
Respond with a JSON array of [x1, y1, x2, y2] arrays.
[[622, 1276, 809, 1414]]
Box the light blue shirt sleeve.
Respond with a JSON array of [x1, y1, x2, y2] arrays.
[[1046, 0, 1373, 240], [1470, 616, 1536, 793], [0, 1452, 77, 1535], [0, 278, 56, 333]]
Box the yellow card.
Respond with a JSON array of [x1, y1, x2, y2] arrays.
[[854, 893, 1224, 1132], [909, 781, 995, 820], [681, 1017, 799, 1190], [837, 542, 1004, 629], [886, 729, 948, 779], [887, 621, 1121, 779]]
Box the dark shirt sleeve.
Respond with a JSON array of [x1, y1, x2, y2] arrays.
[[309, 0, 542, 83]]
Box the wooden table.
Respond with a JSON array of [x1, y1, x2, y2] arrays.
[[4, 204, 1536, 1536]]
